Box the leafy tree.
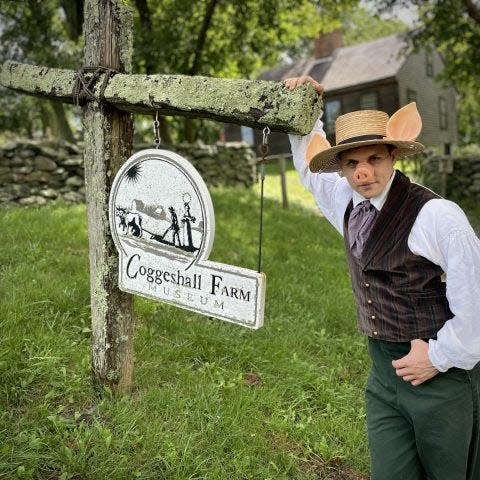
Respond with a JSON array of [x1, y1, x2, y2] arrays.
[[341, 6, 408, 46], [456, 81, 480, 145], [131, 0, 360, 77], [374, 0, 480, 145], [0, 0, 83, 141], [1, 0, 361, 143], [130, 0, 360, 142]]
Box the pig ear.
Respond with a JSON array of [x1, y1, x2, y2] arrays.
[[306, 133, 331, 164], [386, 102, 422, 141]]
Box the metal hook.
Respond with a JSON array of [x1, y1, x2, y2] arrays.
[[153, 111, 161, 148], [262, 126, 270, 145], [257, 126, 270, 273], [259, 126, 270, 158]]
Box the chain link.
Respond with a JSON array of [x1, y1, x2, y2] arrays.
[[257, 126, 270, 273], [153, 111, 161, 148]]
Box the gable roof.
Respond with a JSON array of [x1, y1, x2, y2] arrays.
[[259, 33, 409, 92], [322, 33, 408, 91]]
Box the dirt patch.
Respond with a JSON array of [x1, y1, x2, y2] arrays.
[[299, 455, 368, 480], [243, 372, 262, 387], [269, 432, 368, 480]]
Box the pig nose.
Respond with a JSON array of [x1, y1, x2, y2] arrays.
[[354, 164, 374, 184]]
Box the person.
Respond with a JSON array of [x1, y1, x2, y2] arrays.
[[284, 75, 480, 480], [162, 206, 181, 246]]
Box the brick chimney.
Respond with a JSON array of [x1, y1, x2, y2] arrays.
[[314, 29, 343, 58]]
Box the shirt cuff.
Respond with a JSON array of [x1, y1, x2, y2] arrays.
[[428, 339, 453, 372]]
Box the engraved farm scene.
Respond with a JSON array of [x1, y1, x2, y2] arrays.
[[113, 158, 205, 264]]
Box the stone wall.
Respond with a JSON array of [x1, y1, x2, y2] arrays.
[[0, 140, 257, 207], [0, 141, 85, 206], [139, 142, 257, 188]]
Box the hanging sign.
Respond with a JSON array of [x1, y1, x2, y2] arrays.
[[109, 149, 265, 329]]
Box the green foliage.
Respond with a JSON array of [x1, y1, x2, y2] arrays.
[[0, 0, 82, 140], [374, 0, 480, 145], [0, 0, 82, 68], [1, 0, 360, 142], [0, 177, 371, 479], [341, 6, 408, 46], [131, 0, 358, 78], [411, 0, 480, 87], [130, 0, 359, 142], [411, 0, 480, 146], [456, 80, 480, 146], [374, 0, 480, 85], [0, 94, 44, 140]]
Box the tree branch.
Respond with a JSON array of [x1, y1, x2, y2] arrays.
[[188, 0, 219, 76], [59, 0, 85, 42], [134, 0, 152, 30], [464, 0, 480, 24]]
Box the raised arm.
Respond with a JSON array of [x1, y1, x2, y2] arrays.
[[284, 76, 351, 234]]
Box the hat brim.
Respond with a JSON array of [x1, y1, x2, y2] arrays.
[[308, 139, 425, 173]]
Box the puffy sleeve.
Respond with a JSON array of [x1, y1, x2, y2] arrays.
[[410, 199, 480, 371], [288, 118, 352, 235]]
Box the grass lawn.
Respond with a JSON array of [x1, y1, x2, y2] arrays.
[[1, 164, 372, 480]]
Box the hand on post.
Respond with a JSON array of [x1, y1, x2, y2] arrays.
[[284, 76, 324, 95], [392, 339, 439, 386]]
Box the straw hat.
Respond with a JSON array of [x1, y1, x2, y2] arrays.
[[307, 103, 425, 173]]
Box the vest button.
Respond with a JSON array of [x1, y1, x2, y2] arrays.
[[365, 283, 370, 288], [373, 331, 378, 336], [371, 315, 376, 320], [367, 299, 372, 304]]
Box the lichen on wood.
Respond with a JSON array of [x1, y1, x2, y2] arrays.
[[83, 0, 135, 395], [1, 61, 322, 135], [108, 73, 322, 134], [0, 61, 76, 102]]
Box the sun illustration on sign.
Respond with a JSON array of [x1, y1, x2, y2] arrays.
[[125, 164, 142, 183]]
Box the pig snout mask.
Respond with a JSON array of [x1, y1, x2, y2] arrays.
[[353, 163, 375, 185]]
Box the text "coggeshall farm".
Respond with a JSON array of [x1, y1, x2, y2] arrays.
[[125, 254, 252, 301]]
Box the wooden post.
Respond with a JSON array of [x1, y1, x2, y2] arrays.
[[278, 155, 289, 209], [83, 0, 135, 394]]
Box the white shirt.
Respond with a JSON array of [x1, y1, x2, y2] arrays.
[[289, 119, 480, 372]]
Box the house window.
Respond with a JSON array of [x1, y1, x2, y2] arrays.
[[406, 89, 417, 104], [426, 51, 434, 77], [360, 92, 378, 110], [325, 100, 342, 134], [439, 97, 448, 130], [240, 126, 254, 145]]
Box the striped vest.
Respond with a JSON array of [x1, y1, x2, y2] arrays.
[[343, 170, 453, 342]]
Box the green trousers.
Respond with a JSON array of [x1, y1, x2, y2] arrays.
[[366, 338, 480, 480]]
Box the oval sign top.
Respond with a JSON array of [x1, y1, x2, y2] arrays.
[[109, 149, 215, 270]]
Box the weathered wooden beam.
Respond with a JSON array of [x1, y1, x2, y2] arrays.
[[82, 0, 135, 395], [0, 60, 322, 134]]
